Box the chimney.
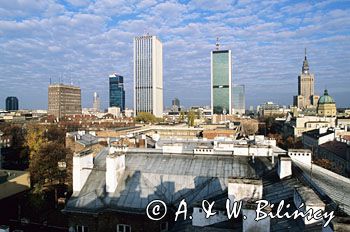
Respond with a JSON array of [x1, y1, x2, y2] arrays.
[[242, 200, 271, 232], [228, 178, 263, 203], [294, 186, 325, 225], [73, 150, 94, 192], [106, 148, 126, 193], [277, 155, 292, 179]]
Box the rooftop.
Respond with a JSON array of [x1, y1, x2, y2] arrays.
[[320, 141, 348, 160], [303, 128, 334, 139]]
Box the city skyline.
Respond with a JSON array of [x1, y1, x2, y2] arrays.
[[1, 0, 350, 110]]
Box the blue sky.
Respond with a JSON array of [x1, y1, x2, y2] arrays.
[[0, 0, 350, 110]]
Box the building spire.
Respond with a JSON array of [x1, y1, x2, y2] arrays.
[[302, 48, 309, 74], [215, 37, 220, 50]]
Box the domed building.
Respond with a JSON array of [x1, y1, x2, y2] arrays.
[[317, 89, 336, 117]]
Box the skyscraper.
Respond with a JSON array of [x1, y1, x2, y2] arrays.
[[109, 73, 125, 111], [211, 44, 232, 115], [5, 96, 19, 111], [92, 92, 100, 112], [232, 84, 245, 115], [134, 35, 163, 117], [48, 84, 82, 118], [294, 49, 319, 109]]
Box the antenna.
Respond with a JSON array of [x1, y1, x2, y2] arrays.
[[216, 37, 220, 50], [304, 48, 307, 59]]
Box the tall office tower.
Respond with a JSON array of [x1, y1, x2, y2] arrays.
[[172, 97, 180, 112], [92, 92, 100, 112], [134, 35, 163, 117], [5, 96, 19, 111], [211, 42, 232, 115], [232, 84, 245, 115], [48, 84, 82, 118], [293, 49, 319, 109], [109, 73, 125, 111]]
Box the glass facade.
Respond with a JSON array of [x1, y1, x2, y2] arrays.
[[5, 96, 19, 111], [109, 74, 125, 111], [212, 50, 231, 114], [232, 84, 245, 115]]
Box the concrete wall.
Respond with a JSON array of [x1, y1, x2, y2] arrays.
[[228, 179, 263, 202], [277, 156, 292, 179], [288, 150, 312, 166]]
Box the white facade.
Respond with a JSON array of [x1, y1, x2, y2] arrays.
[[288, 149, 312, 166], [73, 151, 94, 192], [134, 35, 163, 117], [108, 106, 121, 117], [277, 156, 292, 179]]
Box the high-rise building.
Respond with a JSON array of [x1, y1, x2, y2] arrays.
[[109, 74, 125, 111], [232, 84, 245, 115], [294, 49, 319, 109], [92, 92, 100, 112], [171, 97, 180, 112], [134, 35, 163, 117], [48, 84, 82, 118], [211, 45, 232, 115], [5, 96, 19, 111]]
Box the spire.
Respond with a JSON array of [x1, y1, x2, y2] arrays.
[[302, 48, 309, 74], [215, 37, 220, 51]]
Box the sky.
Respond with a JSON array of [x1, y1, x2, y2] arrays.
[[0, 0, 350, 110]]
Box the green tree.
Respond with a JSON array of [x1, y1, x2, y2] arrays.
[[188, 110, 195, 127], [29, 141, 70, 187], [135, 112, 157, 124]]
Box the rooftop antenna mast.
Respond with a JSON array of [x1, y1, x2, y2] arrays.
[[216, 37, 220, 51], [305, 48, 307, 59]]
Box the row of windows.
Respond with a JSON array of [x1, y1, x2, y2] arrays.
[[290, 153, 311, 156]]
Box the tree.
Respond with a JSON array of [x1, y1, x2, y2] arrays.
[[241, 120, 258, 136], [135, 112, 157, 124], [29, 141, 70, 187], [25, 124, 46, 159], [187, 110, 195, 127]]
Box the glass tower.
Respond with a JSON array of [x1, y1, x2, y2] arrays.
[[232, 84, 245, 115], [211, 50, 232, 115], [5, 96, 19, 111], [109, 74, 125, 111]]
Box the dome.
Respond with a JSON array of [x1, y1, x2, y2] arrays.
[[318, 89, 335, 104]]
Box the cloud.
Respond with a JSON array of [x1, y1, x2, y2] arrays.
[[0, 0, 349, 109]]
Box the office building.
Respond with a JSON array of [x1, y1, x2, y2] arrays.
[[5, 96, 19, 111], [294, 50, 319, 109], [211, 46, 232, 115], [232, 84, 245, 115], [92, 92, 100, 112], [48, 84, 82, 118], [134, 35, 163, 117], [109, 74, 125, 111], [171, 97, 180, 112]]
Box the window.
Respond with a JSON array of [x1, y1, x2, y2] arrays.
[[117, 224, 131, 232], [160, 222, 168, 232], [76, 226, 88, 232]]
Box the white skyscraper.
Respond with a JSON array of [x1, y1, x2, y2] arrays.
[[134, 35, 163, 117], [92, 92, 100, 112]]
